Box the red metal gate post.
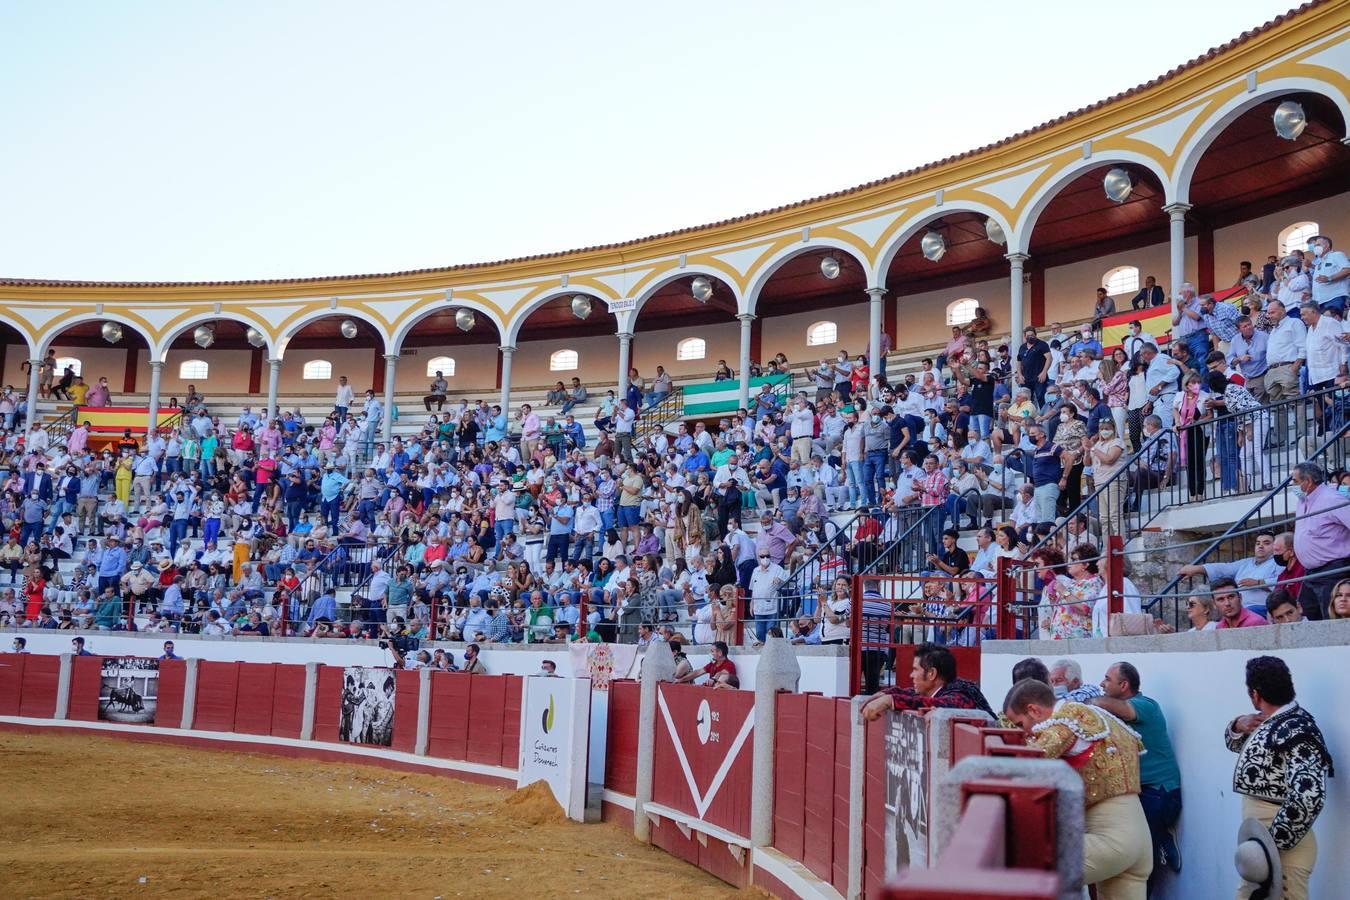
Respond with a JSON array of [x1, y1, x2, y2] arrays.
[[995, 557, 1017, 641], [849, 575, 863, 696], [1105, 534, 1125, 634]]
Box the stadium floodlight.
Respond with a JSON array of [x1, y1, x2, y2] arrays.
[[1272, 100, 1307, 141], [101, 322, 123, 344], [455, 309, 476, 332], [570, 294, 592, 320], [339, 319, 359, 340], [1103, 167, 1133, 203], [193, 325, 215, 349], [819, 255, 841, 279], [985, 217, 1007, 245], [690, 276, 713, 303], [245, 327, 266, 348], [920, 230, 947, 262]]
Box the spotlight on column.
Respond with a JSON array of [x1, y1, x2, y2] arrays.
[[920, 230, 947, 262], [100, 322, 123, 344], [1103, 167, 1133, 203], [985, 217, 1007, 245], [570, 294, 592, 320], [819, 255, 841, 280], [690, 276, 713, 303], [339, 319, 359, 340], [193, 325, 215, 349], [455, 309, 476, 332], [1272, 100, 1307, 140], [245, 327, 267, 348]]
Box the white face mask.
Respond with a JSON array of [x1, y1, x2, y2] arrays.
[[1311, 244, 1324, 257]]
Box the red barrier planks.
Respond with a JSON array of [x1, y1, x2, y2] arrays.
[[0, 653, 25, 715], [951, 647, 981, 685], [697, 832, 749, 888], [803, 694, 836, 883], [312, 665, 345, 743], [390, 669, 420, 754], [156, 659, 187, 728], [270, 664, 307, 739], [863, 716, 887, 897], [427, 671, 471, 760], [832, 699, 852, 896], [604, 680, 640, 795], [193, 661, 240, 732], [233, 663, 277, 735], [772, 692, 809, 863], [18, 654, 60, 719], [650, 816, 700, 868], [652, 683, 755, 838], [466, 676, 506, 766], [500, 675, 522, 769], [66, 655, 104, 721]]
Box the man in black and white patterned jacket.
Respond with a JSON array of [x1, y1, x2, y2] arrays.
[[1224, 656, 1334, 900]]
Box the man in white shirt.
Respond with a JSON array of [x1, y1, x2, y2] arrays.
[[1299, 302, 1346, 389], [1263, 298, 1307, 442], [788, 397, 814, 465], [1308, 234, 1350, 314], [334, 376, 355, 417], [613, 400, 636, 464], [748, 551, 787, 643]]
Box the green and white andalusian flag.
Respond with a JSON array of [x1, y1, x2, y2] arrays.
[[680, 373, 791, 417]]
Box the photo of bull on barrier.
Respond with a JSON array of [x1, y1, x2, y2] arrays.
[[98, 657, 159, 725], [884, 711, 929, 876]]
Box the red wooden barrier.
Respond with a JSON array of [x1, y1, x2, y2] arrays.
[[18, 653, 60, 719], [0, 653, 25, 715], [269, 664, 307, 739], [604, 680, 640, 795], [427, 671, 470, 760], [831, 699, 851, 896], [156, 659, 187, 728], [863, 717, 887, 897], [390, 669, 420, 754], [772, 692, 808, 862], [67, 655, 104, 722], [500, 675, 522, 769], [194, 660, 241, 732], [803, 695, 836, 883], [651, 683, 755, 838], [234, 663, 278, 735], [466, 675, 506, 765], [312, 665, 344, 742]]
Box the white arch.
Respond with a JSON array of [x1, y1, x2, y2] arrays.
[[629, 268, 744, 324], [871, 203, 1015, 287], [36, 312, 156, 357], [150, 308, 279, 362], [0, 311, 39, 359], [502, 288, 602, 347], [389, 297, 506, 354], [1010, 152, 1174, 255], [1173, 78, 1350, 205], [277, 307, 392, 358], [743, 239, 871, 316]]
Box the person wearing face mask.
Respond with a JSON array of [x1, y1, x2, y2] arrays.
[[831, 351, 854, 403], [1089, 420, 1128, 538], [1172, 372, 1211, 501], [788, 396, 815, 465], [1307, 234, 1349, 316], [1290, 461, 1350, 620], [862, 404, 891, 508]]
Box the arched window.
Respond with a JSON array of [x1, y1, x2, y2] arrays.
[[302, 360, 333, 380], [1102, 266, 1140, 297], [549, 349, 578, 372], [54, 357, 82, 377], [806, 321, 838, 346], [946, 299, 979, 327], [1280, 221, 1319, 256], [425, 356, 456, 377], [676, 338, 705, 361], [178, 359, 209, 380]]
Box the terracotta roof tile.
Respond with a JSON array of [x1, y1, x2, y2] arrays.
[[0, 1, 1326, 290]]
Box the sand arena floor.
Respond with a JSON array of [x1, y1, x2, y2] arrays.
[[0, 730, 745, 899]]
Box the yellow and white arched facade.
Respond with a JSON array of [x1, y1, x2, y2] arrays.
[[3, 2, 1349, 422]]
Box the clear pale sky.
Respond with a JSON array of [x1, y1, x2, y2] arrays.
[[0, 0, 1295, 282]]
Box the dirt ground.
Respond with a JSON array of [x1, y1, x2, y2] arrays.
[[0, 730, 746, 899]]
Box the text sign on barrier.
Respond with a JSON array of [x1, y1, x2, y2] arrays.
[[518, 675, 591, 821], [652, 683, 755, 837]]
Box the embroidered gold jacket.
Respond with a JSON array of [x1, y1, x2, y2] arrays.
[[1031, 701, 1143, 807]]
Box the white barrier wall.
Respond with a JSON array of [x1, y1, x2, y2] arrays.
[[5, 631, 850, 695], [981, 622, 1350, 900]]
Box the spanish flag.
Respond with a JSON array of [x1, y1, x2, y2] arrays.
[[73, 406, 180, 435], [1100, 285, 1249, 352]]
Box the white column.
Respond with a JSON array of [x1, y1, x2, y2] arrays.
[[1006, 253, 1029, 342], [25, 357, 41, 425], [737, 313, 754, 410], [498, 345, 516, 411], [1164, 203, 1191, 306], [146, 361, 165, 433], [866, 287, 885, 378], [617, 332, 633, 398], [381, 354, 398, 442], [265, 358, 281, 424]]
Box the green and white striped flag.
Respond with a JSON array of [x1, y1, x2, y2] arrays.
[[681, 373, 790, 417]]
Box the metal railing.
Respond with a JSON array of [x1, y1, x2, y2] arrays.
[[637, 386, 685, 441], [860, 504, 945, 578]]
